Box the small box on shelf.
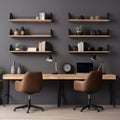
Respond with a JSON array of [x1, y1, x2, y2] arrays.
[[27, 47, 37, 52]]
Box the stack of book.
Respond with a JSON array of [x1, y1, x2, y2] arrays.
[[38, 41, 52, 51]]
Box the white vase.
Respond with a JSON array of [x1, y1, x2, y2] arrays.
[[17, 66, 21, 74], [39, 12, 45, 20], [10, 61, 16, 74], [14, 29, 19, 35]]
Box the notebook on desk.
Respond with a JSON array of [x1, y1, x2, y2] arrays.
[[76, 62, 93, 74]]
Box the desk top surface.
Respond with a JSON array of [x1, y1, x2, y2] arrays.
[[3, 74, 116, 80]]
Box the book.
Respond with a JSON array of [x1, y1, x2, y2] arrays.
[[77, 41, 84, 52], [38, 42, 42, 51], [38, 41, 52, 51], [41, 41, 46, 51]]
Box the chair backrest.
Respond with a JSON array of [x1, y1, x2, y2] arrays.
[[20, 72, 43, 94], [83, 71, 102, 93]]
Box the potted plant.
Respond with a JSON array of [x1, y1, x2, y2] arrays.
[[74, 25, 84, 35], [15, 43, 21, 51]]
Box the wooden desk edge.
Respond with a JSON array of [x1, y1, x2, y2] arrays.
[[3, 74, 116, 80]]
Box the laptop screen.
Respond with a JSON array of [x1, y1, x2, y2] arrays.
[[76, 62, 93, 73]]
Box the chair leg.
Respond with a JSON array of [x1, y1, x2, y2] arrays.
[[14, 95, 44, 113], [73, 94, 104, 112], [27, 95, 31, 113], [13, 104, 28, 111], [81, 104, 90, 112], [80, 104, 102, 112], [31, 105, 44, 111], [94, 104, 104, 110], [73, 105, 82, 110], [90, 104, 100, 112]]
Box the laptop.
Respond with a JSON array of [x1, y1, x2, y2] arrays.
[[76, 62, 93, 74]]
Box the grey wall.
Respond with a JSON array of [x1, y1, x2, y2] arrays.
[[0, 0, 120, 105]]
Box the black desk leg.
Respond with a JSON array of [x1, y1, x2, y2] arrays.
[[109, 81, 115, 107], [3, 80, 10, 106], [57, 80, 62, 107]]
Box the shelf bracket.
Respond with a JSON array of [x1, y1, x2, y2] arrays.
[[68, 29, 73, 35], [9, 44, 14, 51], [107, 29, 110, 35], [9, 29, 14, 35], [9, 13, 14, 19], [107, 12, 110, 20], [50, 29, 53, 37], [68, 13, 73, 19], [50, 13, 53, 20]]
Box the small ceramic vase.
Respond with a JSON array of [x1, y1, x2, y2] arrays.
[[10, 61, 16, 74], [17, 65, 21, 74], [14, 29, 19, 35]]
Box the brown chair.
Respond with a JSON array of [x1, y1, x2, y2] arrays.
[[13, 72, 44, 113], [73, 71, 104, 112]]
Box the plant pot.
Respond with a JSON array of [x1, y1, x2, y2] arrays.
[[15, 48, 20, 51], [76, 31, 83, 35]]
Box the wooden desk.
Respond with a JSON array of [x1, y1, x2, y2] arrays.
[[3, 73, 116, 80], [3, 74, 116, 107]]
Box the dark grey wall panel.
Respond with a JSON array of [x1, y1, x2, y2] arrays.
[[0, 0, 120, 104]]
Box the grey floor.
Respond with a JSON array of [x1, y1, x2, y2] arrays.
[[0, 105, 120, 120]]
